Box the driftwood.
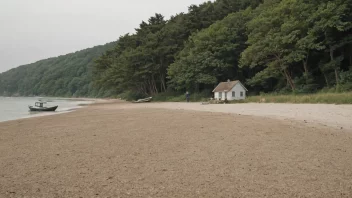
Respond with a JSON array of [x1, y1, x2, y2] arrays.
[[201, 98, 218, 105], [133, 97, 153, 103], [201, 98, 230, 105]]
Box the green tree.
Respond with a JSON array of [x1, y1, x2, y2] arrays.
[[308, 0, 352, 85], [168, 9, 253, 91]]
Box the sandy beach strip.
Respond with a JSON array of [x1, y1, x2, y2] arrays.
[[112, 102, 352, 130], [1, 101, 352, 197]]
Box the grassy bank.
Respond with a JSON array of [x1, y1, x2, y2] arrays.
[[152, 91, 210, 102], [118, 90, 352, 104], [116, 91, 210, 102], [244, 92, 352, 104], [152, 91, 352, 104]]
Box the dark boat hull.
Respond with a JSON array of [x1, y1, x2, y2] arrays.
[[29, 106, 58, 112]]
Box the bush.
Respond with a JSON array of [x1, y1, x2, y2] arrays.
[[339, 71, 352, 91], [293, 74, 320, 94], [340, 70, 352, 84], [117, 91, 147, 101]]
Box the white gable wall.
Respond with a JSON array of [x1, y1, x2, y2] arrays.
[[230, 83, 246, 100], [214, 83, 246, 100]]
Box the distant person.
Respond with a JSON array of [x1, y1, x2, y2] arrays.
[[186, 91, 190, 102]]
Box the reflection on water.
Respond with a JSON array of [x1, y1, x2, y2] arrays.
[[0, 97, 93, 122]]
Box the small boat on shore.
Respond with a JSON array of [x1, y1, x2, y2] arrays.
[[28, 101, 58, 112], [133, 97, 152, 103]]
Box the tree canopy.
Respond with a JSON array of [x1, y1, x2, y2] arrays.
[[95, 0, 352, 96], [0, 42, 116, 97], [1, 0, 351, 98]]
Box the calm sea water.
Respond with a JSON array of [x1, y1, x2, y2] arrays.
[[0, 97, 93, 122]]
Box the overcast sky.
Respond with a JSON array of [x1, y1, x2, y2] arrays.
[[0, 0, 209, 73]]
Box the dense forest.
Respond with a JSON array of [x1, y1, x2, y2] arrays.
[[1, 0, 352, 98], [95, 0, 352, 98], [0, 42, 116, 97]]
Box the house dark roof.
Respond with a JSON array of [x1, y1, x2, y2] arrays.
[[212, 80, 247, 92]]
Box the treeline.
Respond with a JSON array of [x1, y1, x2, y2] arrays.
[[0, 42, 116, 97], [95, 0, 352, 97], [94, 0, 263, 96], [1, 0, 351, 98]]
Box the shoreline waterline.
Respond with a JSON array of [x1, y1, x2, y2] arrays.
[[0, 97, 96, 123]]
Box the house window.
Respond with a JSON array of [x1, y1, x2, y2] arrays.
[[240, 91, 244, 97], [219, 92, 222, 98], [232, 91, 235, 97]]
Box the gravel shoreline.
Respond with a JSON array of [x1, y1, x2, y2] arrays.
[[1, 101, 351, 197]]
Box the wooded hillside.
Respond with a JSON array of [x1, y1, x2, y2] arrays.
[[95, 0, 352, 97], [0, 42, 115, 97], [1, 0, 351, 98]]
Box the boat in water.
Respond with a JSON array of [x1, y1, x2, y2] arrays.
[[28, 101, 58, 112]]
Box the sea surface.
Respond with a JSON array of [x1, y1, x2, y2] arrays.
[[0, 97, 93, 122]]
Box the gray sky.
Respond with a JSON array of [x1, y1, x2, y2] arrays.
[[0, 0, 209, 73]]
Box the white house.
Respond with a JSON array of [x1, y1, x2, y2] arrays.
[[213, 80, 248, 100]]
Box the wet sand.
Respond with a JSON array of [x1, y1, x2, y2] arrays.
[[1, 101, 352, 197]]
